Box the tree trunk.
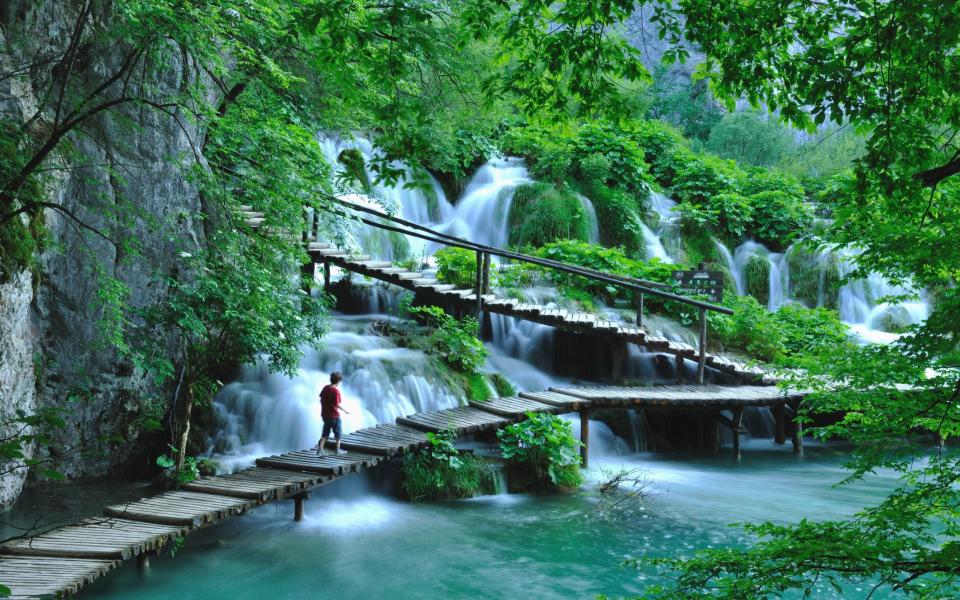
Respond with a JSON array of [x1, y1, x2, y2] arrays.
[[175, 387, 194, 477]]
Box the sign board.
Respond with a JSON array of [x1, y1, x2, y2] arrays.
[[671, 269, 724, 302]]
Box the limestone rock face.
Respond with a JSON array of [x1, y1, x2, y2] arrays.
[[0, 270, 36, 510], [0, 0, 206, 488]]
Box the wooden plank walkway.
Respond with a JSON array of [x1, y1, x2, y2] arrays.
[[302, 241, 771, 383], [1, 382, 808, 597]]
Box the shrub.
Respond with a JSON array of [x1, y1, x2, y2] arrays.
[[572, 123, 651, 196], [748, 190, 814, 250], [490, 373, 516, 397], [434, 246, 478, 288], [508, 182, 589, 247], [498, 412, 583, 492], [676, 191, 754, 244], [407, 305, 487, 374], [705, 110, 795, 167], [402, 428, 493, 500], [670, 153, 739, 205], [709, 294, 853, 365]]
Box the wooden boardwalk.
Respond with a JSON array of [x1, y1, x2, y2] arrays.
[[305, 242, 770, 383], [0, 384, 806, 597]]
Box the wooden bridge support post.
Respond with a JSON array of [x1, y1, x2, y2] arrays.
[[773, 402, 786, 445], [636, 292, 644, 327], [731, 406, 744, 460], [323, 260, 331, 292], [790, 402, 804, 455], [696, 307, 707, 385], [474, 250, 483, 318], [481, 252, 491, 295], [675, 355, 686, 383], [580, 410, 590, 469], [294, 492, 311, 522], [301, 261, 314, 298], [136, 551, 153, 573]]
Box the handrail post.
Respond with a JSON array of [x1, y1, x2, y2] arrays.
[[636, 292, 644, 327], [481, 252, 491, 295], [474, 250, 483, 318], [697, 307, 707, 384]]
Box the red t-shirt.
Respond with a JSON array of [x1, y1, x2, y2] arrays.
[[320, 384, 342, 419]]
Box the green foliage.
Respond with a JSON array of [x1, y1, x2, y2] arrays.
[[705, 110, 795, 167], [669, 153, 740, 205], [508, 183, 589, 247], [675, 192, 754, 244], [434, 247, 479, 288], [155, 445, 200, 484], [572, 123, 651, 197], [0, 408, 67, 482], [708, 295, 853, 367], [531, 240, 677, 309], [401, 428, 492, 500], [748, 191, 813, 250], [743, 255, 770, 306], [407, 305, 487, 375], [490, 373, 516, 397], [644, 64, 722, 142], [497, 412, 583, 491], [786, 246, 840, 309]]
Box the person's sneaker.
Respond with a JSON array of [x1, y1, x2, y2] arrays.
[[316, 447, 326, 456], [336, 448, 348, 455]]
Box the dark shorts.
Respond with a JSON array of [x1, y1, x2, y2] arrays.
[[321, 417, 343, 440]]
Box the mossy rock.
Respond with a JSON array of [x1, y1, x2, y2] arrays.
[[744, 254, 770, 306], [490, 373, 516, 397], [508, 182, 589, 247], [786, 247, 841, 309], [873, 306, 914, 334]]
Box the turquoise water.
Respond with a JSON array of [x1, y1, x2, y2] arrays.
[[82, 442, 900, 599]]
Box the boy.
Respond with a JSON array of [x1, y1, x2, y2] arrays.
[[317, 371, 351, 455]]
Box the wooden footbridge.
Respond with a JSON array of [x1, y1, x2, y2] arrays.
[[247, 198, 773, 384], [0, 384, 807, 598]]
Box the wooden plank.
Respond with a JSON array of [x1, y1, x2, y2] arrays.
[[1, 518, 184, 560], [104, 491, 253, 528], [0, 555, 119, 597]]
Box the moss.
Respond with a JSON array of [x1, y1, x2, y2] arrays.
[[786, 247, 841, 309], [508, 182, 589, 247], [744, 254, 771, 305], [465, 372, 493, 401], [490, 373, 516, 397]]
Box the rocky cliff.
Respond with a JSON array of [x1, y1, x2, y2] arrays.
[[0, 0, 206, 501]]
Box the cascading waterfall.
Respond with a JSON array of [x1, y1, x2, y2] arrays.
[[642, 192, 680, 262], [437, 157, 530, 248], [207, 316, 463, 472]]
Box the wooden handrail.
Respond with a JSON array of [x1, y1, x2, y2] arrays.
[[320, 196, 734, 316]]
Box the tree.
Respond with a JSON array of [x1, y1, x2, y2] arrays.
[[634, 0, 960, 596], [705, 110, 793, 167]]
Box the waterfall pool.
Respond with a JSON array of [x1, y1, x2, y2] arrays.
[[81, 443, 898, 600]]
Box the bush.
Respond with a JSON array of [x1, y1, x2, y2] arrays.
[[508, 182, 589, 247], [434, 246, 478, 288], [709, 294, 852, 365], [402, 428, 493, 501], [670, 153, 740, 205], [705, 110, 795, 167], [498, 412, 583, 492], [531, 240, 677, 306], [572, 123, 651, 197], [676, 191, 754, 244], [744, 254, 771, 305], [748, 190, 814, 250], [786, 246, 841, 309], [407, 305, 487, 374]]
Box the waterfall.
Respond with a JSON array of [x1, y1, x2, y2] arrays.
[[438, 157, 530, 248], [835, 249, 930, 344], [640, 192, 679, 263], [207, 316, 463, 472], [716, 238, 931, 343], [576, 193, 601, 244]]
